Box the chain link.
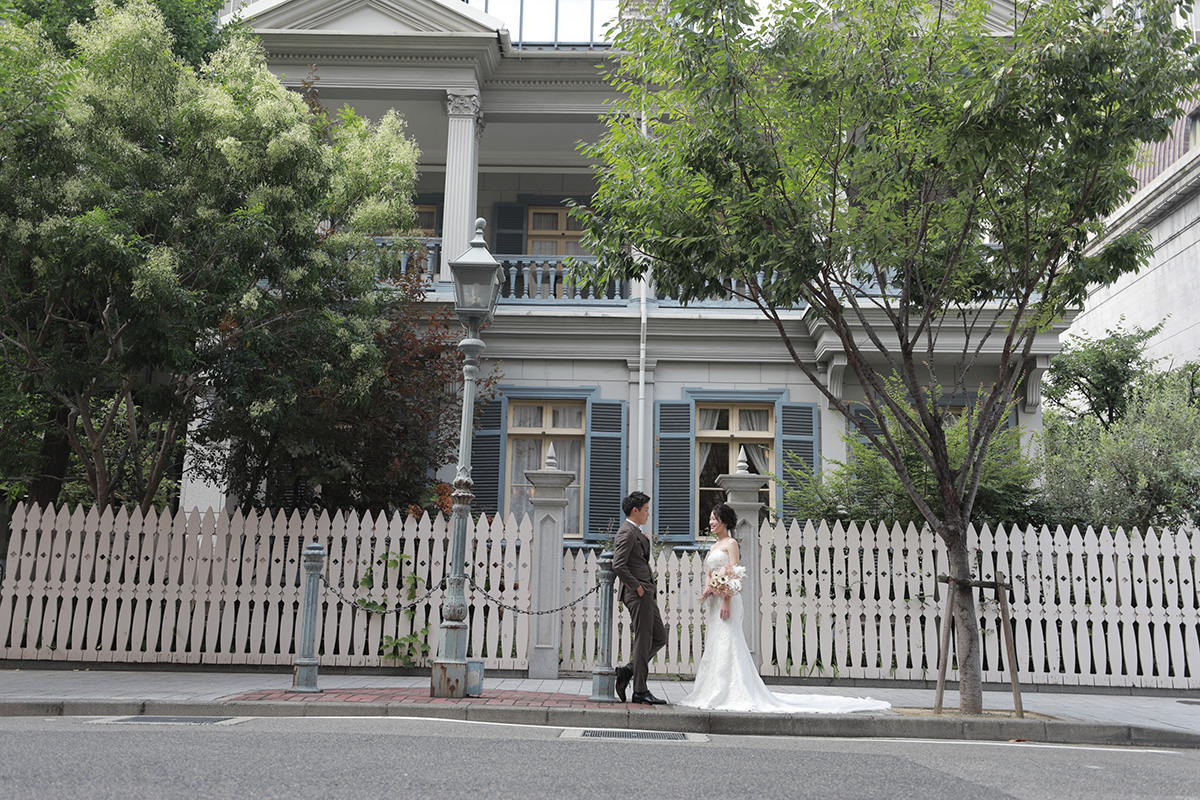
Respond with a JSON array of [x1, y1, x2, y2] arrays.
[[319, 573, 447, 617], [466, 576, 607, 616], [318, 573, 609, 617]]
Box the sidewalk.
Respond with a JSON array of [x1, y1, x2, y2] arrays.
[[1, 668, 1198, 748]]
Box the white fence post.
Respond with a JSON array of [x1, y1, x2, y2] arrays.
[[717, 449, 768, 669], [2, 499, 1198, 689], [525, 447, 574, 679]]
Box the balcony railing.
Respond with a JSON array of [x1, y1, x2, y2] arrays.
[[370, 238, 779, 307]]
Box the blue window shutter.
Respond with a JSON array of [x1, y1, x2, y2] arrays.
[[470, 398, 506, 516], [779, 402, 820, 519], [493, 203, 526, 255], [655, 401, 694, 541], [848, 403, 881, 445], [585, 400, 626, 541]]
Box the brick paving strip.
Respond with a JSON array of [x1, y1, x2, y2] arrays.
[[226, 688, 621, 709]]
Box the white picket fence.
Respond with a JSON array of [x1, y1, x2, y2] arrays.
[[3, 502, 1199, 688]]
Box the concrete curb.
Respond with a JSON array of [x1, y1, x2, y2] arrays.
[[2, 697, 1198, 748]]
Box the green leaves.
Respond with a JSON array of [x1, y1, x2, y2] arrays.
[[0, 2, 421, 512], [580, 0, 1200, 521]]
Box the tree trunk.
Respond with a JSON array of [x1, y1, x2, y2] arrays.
[[27, 404, 72, 508], [945, 531, 983, 714]]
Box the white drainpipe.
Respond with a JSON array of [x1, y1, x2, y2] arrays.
[[636, 274, 648, 492]]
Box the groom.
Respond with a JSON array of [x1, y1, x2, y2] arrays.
[[611, 491, 667, 705]]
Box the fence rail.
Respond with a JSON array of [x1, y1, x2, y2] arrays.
[[2, 503, 1198, 688]]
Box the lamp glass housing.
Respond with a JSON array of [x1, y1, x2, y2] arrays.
[[449, 218, 502, 326]]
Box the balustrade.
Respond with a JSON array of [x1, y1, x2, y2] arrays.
[[367, 238, 789, 308]]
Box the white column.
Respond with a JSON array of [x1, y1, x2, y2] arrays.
[[716, 451, 768, 669], [441, 90, 482, 280], [525, 450, 574, 680]]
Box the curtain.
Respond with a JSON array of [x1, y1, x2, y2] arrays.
[[696, 407, 722, 478], [739, 409, 772, 475]]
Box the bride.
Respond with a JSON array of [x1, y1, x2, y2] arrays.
[[678, 503, 891, 714]]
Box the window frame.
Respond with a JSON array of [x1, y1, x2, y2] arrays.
[[695, 402, 776, 535], [654, 389, 820, 540], [492, 386, 626, 542], [506, 400, 587, 536], [526, 205, 587, 257]]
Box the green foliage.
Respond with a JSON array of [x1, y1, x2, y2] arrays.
[[784, 387, 1039, 528], [576, 0, 1200, 538], [577, 0, 1200, 710], [12, 0, 234, 66], [356, 551, 431, 666], [1044, 319, 1165, 429], [192, 270, 496, 517], [0, 1, 421, 511], [1039, 328, 1200, 532], [0, 11, 76, 136]]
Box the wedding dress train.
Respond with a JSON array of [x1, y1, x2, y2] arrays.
[[678, 549, 891, 714]]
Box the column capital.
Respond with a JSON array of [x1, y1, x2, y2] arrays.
[[446, 90, 481, 118]]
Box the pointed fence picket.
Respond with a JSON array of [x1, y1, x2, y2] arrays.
[[1, 503, 1197, 687]]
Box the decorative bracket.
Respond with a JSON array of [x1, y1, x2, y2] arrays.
[[1022, 355, 1051, 413], [821, 354, 847, 408]]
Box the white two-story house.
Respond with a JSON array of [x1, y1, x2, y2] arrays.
[[197, 0, 1070, 544]]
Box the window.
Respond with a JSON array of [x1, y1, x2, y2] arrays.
[[656, 395, 818, 539], [471, 393, 626, 541], [695, 404, 774, 533], [415, 204, 438, 236], [527, 207, 589, 257], [507, 401, 585, 535]]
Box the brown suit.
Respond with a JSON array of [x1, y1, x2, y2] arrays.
[[612, 519, 667, 694]]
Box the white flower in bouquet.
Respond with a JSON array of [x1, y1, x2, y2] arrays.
[[707, 564, 746, 598]]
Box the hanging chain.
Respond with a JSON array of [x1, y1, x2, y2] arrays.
[[317, 572, 607, 617], [318, 573, 447, 618], [466, 576, 607, 616]]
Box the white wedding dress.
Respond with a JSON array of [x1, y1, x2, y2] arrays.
[[678, 548, 891, 714]]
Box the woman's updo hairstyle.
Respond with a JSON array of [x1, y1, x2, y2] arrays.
[[712, 502, 738, 536]]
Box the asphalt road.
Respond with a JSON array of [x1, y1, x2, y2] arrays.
[[1, 715, 1197, 800]]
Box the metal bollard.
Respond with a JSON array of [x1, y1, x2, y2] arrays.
[[292, 542, 326, 693], [589, 550, 619, 702]]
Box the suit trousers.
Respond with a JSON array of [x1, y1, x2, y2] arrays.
[[622, 588, 667, 694]]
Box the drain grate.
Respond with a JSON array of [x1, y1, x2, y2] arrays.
[[581, 729, 687, 740], [111, 716, 233, 724]]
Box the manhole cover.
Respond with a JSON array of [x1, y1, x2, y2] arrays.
[[581, 730, 687, 740]]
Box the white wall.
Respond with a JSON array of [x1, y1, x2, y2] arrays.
[[1072, 181, 1200, 367]]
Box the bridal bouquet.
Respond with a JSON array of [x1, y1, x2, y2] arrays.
[[707, 564, 747, 598]]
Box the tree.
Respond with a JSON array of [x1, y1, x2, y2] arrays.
[[1043, 319, 1164, 429], [193, 271, 497, 517], [575, 0, 1200, 712], [785, 393, 1039, 530], [1040, 327, 1200, 532], [11, 0, 233, 66], [0, 1, 419, 512]]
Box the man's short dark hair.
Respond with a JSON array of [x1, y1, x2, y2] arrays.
[[622, 491, 651, 518]]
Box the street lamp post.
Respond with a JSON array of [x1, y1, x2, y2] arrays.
[[431, 218, 502, 698]]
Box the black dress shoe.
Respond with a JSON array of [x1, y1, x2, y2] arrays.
[[631, 690, 667, 705], [615, 666, 632, 702]]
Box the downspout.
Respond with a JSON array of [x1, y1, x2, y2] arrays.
[[636, 111, 650, 493], [637, 274, 648, 492]]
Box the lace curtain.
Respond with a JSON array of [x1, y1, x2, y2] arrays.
[[739, 409, 771, 475], [695, 407, 723, 477]]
